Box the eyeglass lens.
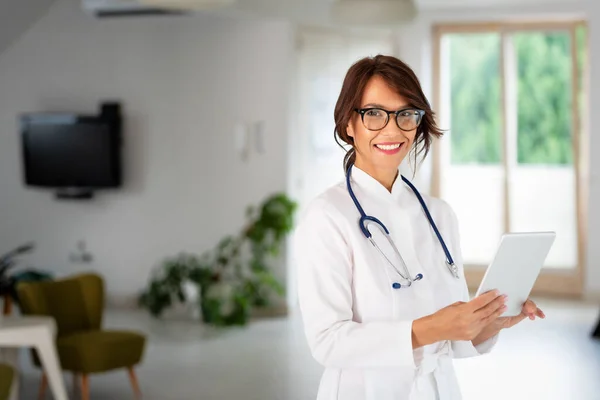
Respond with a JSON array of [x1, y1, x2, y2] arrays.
[[362, 109, 422, 131]]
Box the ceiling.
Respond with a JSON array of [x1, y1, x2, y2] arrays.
[[415, 0, 581, 8], [157, 0, 584, 26], [208, 0, 584, 30], [0, 0, 586, 58]]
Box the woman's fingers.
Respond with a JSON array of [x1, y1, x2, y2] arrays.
[[469, 290, 502, 312], [482, 302, 508, 325], [521, 300, 545, 320], [475, 294, 507, 319], [523, 300, 537, 319], [522, 300, 536, 312], [535, 307, 545, 319]]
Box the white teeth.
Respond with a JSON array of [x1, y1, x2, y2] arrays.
[[376, 143, 401, 150]]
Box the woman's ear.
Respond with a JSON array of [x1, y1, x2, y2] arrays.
[[346, 124, 354, 139]]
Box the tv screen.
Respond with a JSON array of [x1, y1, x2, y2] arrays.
[[20, 114, 121, 189]]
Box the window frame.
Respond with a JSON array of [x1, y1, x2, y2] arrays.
[[431, 20, 589, 297]]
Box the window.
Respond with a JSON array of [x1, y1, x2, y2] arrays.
[[433, 22, 588, 295]]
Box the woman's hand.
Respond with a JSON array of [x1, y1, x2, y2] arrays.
[[497, 299, 545, 329], [471, 299, 545, 346], [433, 290, 508, 341], [412, 290, 507, 348]]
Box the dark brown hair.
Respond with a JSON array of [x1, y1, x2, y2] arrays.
[[334, 54, 443, 172]]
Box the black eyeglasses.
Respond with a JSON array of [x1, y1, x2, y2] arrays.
[[354, 107, 425, 131]]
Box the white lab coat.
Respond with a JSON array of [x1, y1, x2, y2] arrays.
[[294, 166, 498, 400]]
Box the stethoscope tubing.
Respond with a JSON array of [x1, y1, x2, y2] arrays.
[[345, 164, 460, 289]]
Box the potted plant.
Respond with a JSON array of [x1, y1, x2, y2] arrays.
[[0, 243, 53, 314], [138, 193, 297, 327]]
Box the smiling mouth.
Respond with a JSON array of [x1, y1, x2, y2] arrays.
[[375, 143, 403, 151], [373, 142, 406, 155]]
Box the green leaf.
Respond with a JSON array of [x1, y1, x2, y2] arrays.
[[138, 192, 297, 327]]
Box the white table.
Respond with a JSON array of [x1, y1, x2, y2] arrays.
[[0, 316, 68, 400]]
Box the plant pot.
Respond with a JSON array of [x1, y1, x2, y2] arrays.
[[182, 280, 201, 320]]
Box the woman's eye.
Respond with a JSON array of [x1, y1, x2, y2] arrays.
[[366, 110, 383, 117], [400, 111, 413, 118]]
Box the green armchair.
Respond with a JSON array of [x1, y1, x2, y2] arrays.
[[0, 363, 14, 400], [17, 273, 146, 400]]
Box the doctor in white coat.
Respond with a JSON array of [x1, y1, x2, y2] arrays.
[[294, 55, 545, 400]]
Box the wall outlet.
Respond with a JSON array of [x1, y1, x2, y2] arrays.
[[254, 120, 266, 154], [234, 123, 250, 162], [69, 240, 93, 264]]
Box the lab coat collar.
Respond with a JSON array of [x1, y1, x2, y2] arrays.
[[349, 165, 407, 202]]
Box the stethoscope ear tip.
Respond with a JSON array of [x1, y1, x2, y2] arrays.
[[392, 282, 402, 289], [415, 273, 424, 280]]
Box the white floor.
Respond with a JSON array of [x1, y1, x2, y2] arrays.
[[16, 297, 600, 400]]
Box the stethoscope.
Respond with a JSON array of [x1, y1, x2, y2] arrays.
[[346, 164, 460, 289]]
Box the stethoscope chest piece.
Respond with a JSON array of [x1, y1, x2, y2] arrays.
[[391, 272, 423, 290]]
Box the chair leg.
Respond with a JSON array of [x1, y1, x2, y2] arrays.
[[80, 374, 89, 400], [3, 295, 12, 315], [38, 373, 47, 400], [127, 367, 142, 398]]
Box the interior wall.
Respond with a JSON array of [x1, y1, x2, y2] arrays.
[[0, 0, 56, 56], [0, 0, 295, 304]]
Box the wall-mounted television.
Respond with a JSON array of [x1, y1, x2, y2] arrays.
[[20, 102, 123, 199]]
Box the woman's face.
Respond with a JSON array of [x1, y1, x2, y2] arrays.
[[347, 75, 418, 176]]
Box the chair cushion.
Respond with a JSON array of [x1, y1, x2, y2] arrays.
[[0, 363, 14, 400], [57, 330, 145, 374]]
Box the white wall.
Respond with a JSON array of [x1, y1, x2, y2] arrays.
[[0, 0, 56, 56], [0, 0, 295, 304]]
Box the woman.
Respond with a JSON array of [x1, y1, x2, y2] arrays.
[[293, 55, 545, 400]]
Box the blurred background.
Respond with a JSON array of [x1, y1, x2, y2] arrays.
[[0, 0, 598, 399]]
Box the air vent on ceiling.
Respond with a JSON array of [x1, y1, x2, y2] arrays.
[[82, 0, 234, 18], [93, 7, 188, 17]]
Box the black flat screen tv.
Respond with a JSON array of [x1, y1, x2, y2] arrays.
[[20, 104, 122, 192]]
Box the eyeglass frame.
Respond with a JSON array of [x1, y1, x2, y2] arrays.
[[354, 107, 426, 132]]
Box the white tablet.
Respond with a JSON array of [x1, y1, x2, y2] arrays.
[[475, 232, 556, 316]]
